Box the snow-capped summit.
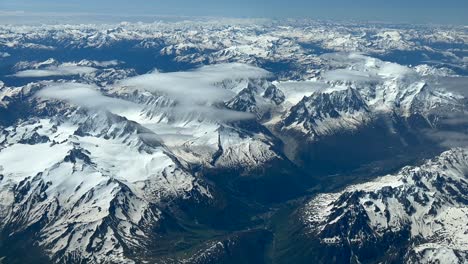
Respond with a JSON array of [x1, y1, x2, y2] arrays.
[[0, 101, 212, 263], [226, 80, 285, 120], [302, 148, 468, 263], [269, 54, 465, 143], [280, 87, 370, 138]]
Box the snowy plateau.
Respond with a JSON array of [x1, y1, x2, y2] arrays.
[[0, 18, 467, 263]]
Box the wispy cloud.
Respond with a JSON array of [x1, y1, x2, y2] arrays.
[[36, 83, 139, 112], [434, 76, 468, 96], [425, 129, 468, 148], [35, 63, 266, 122], [0, 52, 11, 58], [320, 52, 416, 82], [319, 53, 468, 149], [423, 110, 468, 148], [117, 63, 269, 122], [169, 104, 254, 122], [322, 69, 380, 83], [119, 63, 270, 104], [13, 65, 97, 78]]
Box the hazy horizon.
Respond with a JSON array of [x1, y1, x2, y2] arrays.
[[1, 0, 467, 25]]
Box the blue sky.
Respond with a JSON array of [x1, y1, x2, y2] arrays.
[[1, 0, 467, 24]]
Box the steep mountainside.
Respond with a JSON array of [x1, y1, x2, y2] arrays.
[[297, 148, 468, 263]]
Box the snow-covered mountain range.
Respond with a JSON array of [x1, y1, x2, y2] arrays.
[[0, 19, 467, 263], [1, 19, 467, 78]]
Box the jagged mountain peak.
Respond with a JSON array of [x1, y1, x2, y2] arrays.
[[280, 87, 370, 138], [302, 148, 468, 263]]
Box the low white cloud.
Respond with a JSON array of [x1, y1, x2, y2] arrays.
[[275, 81, 329, 105], [425, 129, 468, 148], [91, 60, 120, 67], [322, 69, 379, 83], [13, 65, 97, 78], [320, 52, 416, 83], [170, 105, 254, 122], [36, 83, 138, 112], [377, 63, 414, 78], [34, 63, 267, 123], [116, 63, 268, 122], [119, 63, 270, 104], [434, 76, 468, 96], [0, 52, 10, 58], [36, 80, 255, 123], [320, 52, 369, 66]]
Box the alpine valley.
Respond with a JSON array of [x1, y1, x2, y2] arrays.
[[0, 18, 467, 264]]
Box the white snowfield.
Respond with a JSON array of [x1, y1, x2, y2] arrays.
[[303, 148, 468, 263], [0, 110, 211, 263]]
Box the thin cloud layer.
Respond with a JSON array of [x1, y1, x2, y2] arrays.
[[435, 76, 468, 96], [170, 104, 254, 122], [36, 68, 257, 122], [425, 129, 468, 148], [14, 65, 97, 78], [0, 52, 10, 58], [119, 63, 270, 104], [34, 63, 269, 122], [319, 53, 468, 149], [116, 63, 269, 122], [423, 77, 467, 149], [322, 69, 380, 83], [320, 52, 416, 83], [36, 83, 138, 112]]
